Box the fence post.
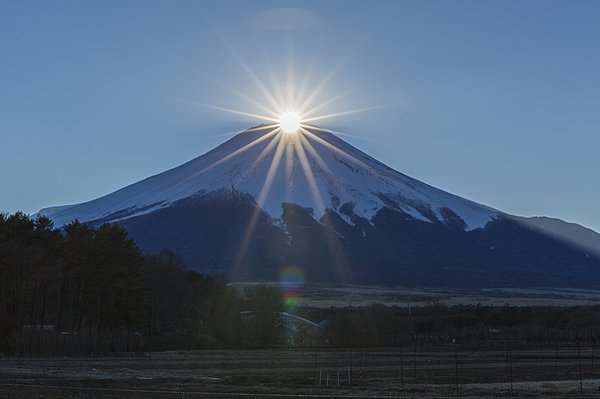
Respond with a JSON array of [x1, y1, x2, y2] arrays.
[[400, 346, 404, 389], [591, 343, 594, 378], [577, 335, 583, 396], [314, 345, 318, 383], [555, 338, 559, 375], [349, 345, 353, 385], [413, 334, 417, 378], [506, 335, 513, 394], [453, 339, 459, 393], [319, 369, 322, 386], [509, 338, 513, 394]]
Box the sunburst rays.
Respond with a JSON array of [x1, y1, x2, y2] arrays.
[[221, 124, 357, 284], [182, 51, 382, 284]]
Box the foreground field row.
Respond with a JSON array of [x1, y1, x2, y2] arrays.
[[3, 347, 600, 397]]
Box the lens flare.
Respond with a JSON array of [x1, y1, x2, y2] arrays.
[[279, 265, 305, 312]]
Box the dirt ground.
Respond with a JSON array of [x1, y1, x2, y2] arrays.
[[2, 347, 600, 398]]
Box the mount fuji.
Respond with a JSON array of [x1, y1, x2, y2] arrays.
[[38, 126, 600, 288]]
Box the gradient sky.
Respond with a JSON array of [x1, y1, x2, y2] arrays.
[[1, 0, 599, 231]]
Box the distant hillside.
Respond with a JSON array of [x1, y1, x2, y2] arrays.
[[514, 216, 600, 257]]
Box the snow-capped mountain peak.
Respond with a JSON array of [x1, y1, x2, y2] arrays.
[[38, 125, 498, 230]]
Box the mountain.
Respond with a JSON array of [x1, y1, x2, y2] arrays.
[[40, 126, 498, 230], [38, 125, 600, 288]]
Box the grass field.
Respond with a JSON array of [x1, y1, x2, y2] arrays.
[[3, 346, 600, 398]]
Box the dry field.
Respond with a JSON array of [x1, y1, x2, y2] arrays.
[[231, 282, 600, 308], [301, 284, 600, 308], [3, 346, 600, 398]]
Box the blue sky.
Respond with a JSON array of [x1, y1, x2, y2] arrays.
[[1, 0, 599, 231]]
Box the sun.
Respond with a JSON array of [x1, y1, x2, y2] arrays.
[[279, 112, 301, 134]]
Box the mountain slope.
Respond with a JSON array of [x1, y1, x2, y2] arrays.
[[513, 216, 600, 257]]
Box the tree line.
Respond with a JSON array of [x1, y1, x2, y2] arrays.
[[3, 211, 600, 356], [0, 212, 251, 355], [301, 302, 600, 350]]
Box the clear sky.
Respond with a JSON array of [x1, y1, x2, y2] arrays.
[[1, 0, 599, 231]]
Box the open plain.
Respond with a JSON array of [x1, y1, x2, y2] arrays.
[[3, 346, 600, 398]]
